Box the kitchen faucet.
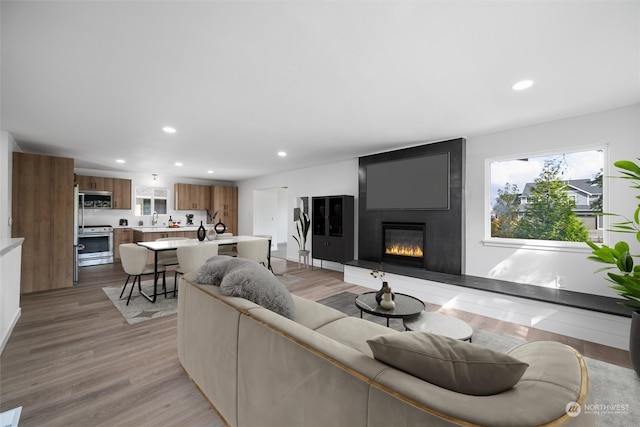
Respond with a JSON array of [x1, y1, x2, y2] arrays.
[[152, 211, 158, 225]]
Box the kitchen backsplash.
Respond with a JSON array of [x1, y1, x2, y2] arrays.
[[81, 209, 209, 228]]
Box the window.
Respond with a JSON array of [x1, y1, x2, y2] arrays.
[[135, 187, 168, 215], [489, 148, 604, 244]]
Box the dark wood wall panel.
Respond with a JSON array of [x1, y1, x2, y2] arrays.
[[358, 138, 465, 275]]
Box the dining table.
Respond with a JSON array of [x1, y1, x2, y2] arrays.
[[136, 235, 270, 303]]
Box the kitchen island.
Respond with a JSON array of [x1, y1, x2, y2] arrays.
[[132, 226, 203, 242]]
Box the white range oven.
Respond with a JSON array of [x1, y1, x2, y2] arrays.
[[78, 225, 114, 266]]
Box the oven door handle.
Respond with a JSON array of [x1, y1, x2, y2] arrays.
[[78, 233, 112, 238], [78, 244, 85, 251]]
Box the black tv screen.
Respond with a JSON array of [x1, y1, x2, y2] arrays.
[[366, 152, 450, 210]]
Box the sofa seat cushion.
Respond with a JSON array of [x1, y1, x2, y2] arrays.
[[367, 331, 529, 396], [316, 316, 393, 357], [291, 295, 347, 330], [507, 340, 583, 396]]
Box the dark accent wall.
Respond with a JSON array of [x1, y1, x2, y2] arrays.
[[358, 138, 465, 275]]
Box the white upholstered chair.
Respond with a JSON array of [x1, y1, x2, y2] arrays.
[[253, 234, 273, 271], [155, 237, 189, 267], [173, 243, 219, 296], [119, 243, 166, 305], [216, 233, 238, 257], [237, 238, 270, 268]]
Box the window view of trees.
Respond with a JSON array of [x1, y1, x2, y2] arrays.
[[490, 150, 604, 243]]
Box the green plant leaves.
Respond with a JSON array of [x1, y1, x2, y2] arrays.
[[586, 158, 640, 311]]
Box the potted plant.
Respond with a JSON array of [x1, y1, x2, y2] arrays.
[[586, 159, 640, 376], [293, 211, 311, 256]]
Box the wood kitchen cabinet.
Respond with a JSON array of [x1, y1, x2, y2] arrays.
[[113, 228, 133, 261], [174, 183, 210, 210], [112, 178, 132, 209], [12, 152, 75, 293], [76, 175, 131, 209], [209, 185, 238, 234], [311, 195, 355, 264], [132, 230, 197, 243], [76, 175, 113, 191]]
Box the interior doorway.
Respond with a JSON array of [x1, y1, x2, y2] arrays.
[[253, 187, 288, 259]]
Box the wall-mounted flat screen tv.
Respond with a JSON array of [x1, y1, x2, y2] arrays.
[[365, 152, 450, 210]]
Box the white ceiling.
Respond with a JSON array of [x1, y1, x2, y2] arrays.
[[2, 1, 638, 182]]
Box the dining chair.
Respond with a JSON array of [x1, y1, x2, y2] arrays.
[[253, 234, 273, 271], [173, 243, 219, 296], [155, 237, 189, 267], [119, 243, 167, 305], [216, 232, 238, 257], [237, 238, 270, 268]]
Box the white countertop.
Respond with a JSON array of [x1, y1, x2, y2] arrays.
[[0, 237, 25, 257], [137, 235, 266, 250], [130, 226, 202, 233]]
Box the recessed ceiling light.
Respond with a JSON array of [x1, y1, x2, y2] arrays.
[[512, 80, 534, 91], [207, 170, 214, 174], [116, 159, 125, 164], [163, 126, 176, 134], [278, 151, 287, 157], [175, 162, 183, 167]]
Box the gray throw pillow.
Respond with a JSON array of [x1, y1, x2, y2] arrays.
[[196, 255, 236, 285], [367, 331, 529, 396], [219, 260, 296, 320]]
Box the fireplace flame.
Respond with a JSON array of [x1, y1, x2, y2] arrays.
[[385, 244, 424, 258]]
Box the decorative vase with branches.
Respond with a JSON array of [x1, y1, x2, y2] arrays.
[[293, 211, 310, 252]]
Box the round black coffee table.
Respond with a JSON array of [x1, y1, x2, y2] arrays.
[[354, 291, 425, 327]]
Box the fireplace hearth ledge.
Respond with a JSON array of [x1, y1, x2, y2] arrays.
[[345, 259, 628, 318]]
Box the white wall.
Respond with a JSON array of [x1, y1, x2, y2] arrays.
[[237, 159, 359, 269], [466, 104, 640, 298], [238, 105, 639, 294], [1, 239, 23, 354], [0, 131, 19, 240], [1, 132, 23, 355], [74, 168, 234, 228]]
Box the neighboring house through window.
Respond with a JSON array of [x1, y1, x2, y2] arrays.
[[489, 147, 604, 244]]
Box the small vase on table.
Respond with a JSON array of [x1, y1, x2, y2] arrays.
[[379, 286, 396, 310]]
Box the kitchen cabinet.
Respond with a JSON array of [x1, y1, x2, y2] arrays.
[[132, 229, 198, 243], [76, 175, 113, 191], [209, 185, 238, 234], [311, 195, 354, 264], [112, 178, 132, 209], [77, 175, 131, 209], [175, 183, 210, 210], [12, 152, 75, 293], [113, 228, 133, 261]]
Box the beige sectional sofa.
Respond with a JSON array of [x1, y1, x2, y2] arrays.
[[178, 271, 593, 427]]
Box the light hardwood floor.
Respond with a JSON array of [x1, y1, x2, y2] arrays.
[[0, 258, 632, 426]]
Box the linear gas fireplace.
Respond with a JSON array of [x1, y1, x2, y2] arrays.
[[382, 222, 426, 268]]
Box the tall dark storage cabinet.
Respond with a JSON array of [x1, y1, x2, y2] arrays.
[[311, 195, 355, 264]]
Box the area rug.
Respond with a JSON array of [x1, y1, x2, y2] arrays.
[[103, 273, 302, 325], [317, 291, 640, 427]]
